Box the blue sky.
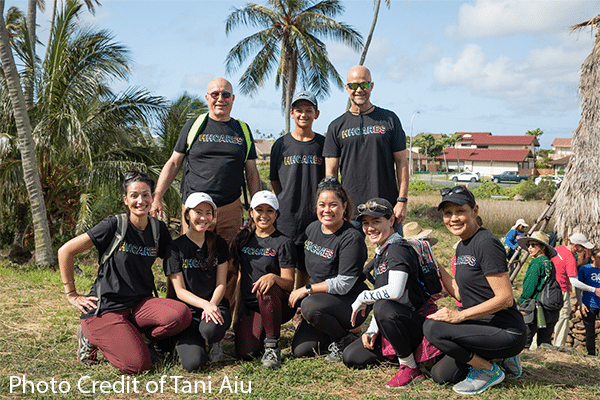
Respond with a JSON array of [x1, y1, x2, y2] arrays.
[[8, 0, 600, 148]]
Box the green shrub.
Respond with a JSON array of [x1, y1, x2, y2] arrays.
[[408, 180, 437, 192], [515, 179, 556, 201], [471, 181, 509, 198]]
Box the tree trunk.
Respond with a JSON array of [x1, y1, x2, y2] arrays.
[[7, 202, 32, 264], [0, 0, 55, 266], [45, 0, 58, 62], [25, 0, 36, 109]]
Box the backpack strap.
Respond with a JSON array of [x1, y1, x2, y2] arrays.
[[148, 216, 160, 298], [186, 113, 252, 162]]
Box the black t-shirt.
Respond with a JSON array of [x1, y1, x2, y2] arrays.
[[269, 133, 325, 244], [163, 234, 230, 315], [323, 107, 406, 215], [455, 228, 523, 327], [85, 216, 172, 317], [174, 116, 258, 207], [238, 230, 296, 309], [303, 220, 367, 295], [373, 240, 425, 311]]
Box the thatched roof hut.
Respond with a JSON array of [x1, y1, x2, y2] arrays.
[[553, 16, 600, 244]]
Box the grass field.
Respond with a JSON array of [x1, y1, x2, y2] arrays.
[[1, 196, 598, 400]]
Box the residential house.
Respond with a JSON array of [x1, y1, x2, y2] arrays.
[[551, 138, 572, 160]]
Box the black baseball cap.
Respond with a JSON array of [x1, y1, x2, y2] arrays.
[[356, 198, 394, 220], [437, 186, 476, 210]]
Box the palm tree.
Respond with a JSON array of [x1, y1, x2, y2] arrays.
[[1, 0, 166, 260], [552, 16, 600, 244], [225, 0, 363, 133], [0, 0, 54, 265]]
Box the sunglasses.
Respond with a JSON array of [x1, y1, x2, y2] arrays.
[[527, 243, 540, 248], [357, 201, 391, 215], [318, 176, 341, 188], [440, 185, 475, 202], [346, 81, 371, 90], [208, 91, 232, 99], [124, 171, 150, 181]]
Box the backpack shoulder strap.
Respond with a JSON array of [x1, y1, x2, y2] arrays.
[[236, 119, 252, 162], [148, 216, 160, 249], [99, 214, 128, 266], [185, 113, 209, 154]]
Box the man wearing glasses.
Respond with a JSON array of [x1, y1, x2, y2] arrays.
[[151, 77, 260, 308], [323, 65, 409, 228]]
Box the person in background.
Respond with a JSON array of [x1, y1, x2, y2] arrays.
[[230, 191, 296, 369], [516, 231, 559, 349], [504, 219, 529, 259], [424, 186, 526, 395], [58, 170, 191, 375], [577, 248, 600, 356], [270, 90, 325, 273], [552, 232, 595, 347], [163, 193, 231, 371], [289, 177, 368, 362]]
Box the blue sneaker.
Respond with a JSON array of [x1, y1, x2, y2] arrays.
[[453, 362, 505, 394], [500, 355, 522, 378]]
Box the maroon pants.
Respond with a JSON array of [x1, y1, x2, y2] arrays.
[[81, 297, 191, 375], [235, 284, 295, 360]]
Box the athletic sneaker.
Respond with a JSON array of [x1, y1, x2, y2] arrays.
[[208, 342, 223, 362], [500, 355, 522, 378], [386, 365, 424, 388], [76, 325, 98, 366], [453, 362, 505, 395], [325, 332, 357, 362], [262, 339, 281, 369]]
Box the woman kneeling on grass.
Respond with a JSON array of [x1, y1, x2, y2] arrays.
[[289, 177, 368, 362], [342, 198, 430, 388], [163, 192, 231, 371], [423, 186, 527, 395], [230, 191, 296, 369], [58, 170, 192, 375]]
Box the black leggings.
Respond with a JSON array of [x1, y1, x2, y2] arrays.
[[423, 317, 527, 384], [343, 300, 423, 367], [583, 307, 600, 356], [175, 304, 231, 372], [525, 307, 559, 348], [292, 292, 368, 357]]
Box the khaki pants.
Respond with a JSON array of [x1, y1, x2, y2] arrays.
[[552, 291, 572, 347]]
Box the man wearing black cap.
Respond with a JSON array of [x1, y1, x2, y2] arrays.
[[270, 91, 325, 271], [323, 65, 409, 225]]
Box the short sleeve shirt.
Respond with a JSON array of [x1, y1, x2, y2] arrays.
[[163, 234, 230, 315], [323, 107, 406, 214], [373, 241, 425, 310], [85, 216, 172, 317], [238, 230, 296, 309], [303, 221, 367, 295], [578, 264, 600, 309], [174, 116, 257, 207], [551, 245, 577, 291], [269, 133, 325, 244]]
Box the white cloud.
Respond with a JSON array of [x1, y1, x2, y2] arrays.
[[446, 0, 596, 38], [387, 43, 442, 81]]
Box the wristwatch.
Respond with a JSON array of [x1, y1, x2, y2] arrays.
[[397, 196, 408, 203], [305, 283, 313, 295]]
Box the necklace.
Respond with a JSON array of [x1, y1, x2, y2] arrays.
[[350, 104, 375, 115]]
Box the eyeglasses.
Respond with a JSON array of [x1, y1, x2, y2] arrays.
[[208, 91, 232, 99], [318, 176, 341, 188], [357, 201, 392, 215], [440, 185, 475, 202], [346, 81, 371, 90], [527, 243, 540, 248]]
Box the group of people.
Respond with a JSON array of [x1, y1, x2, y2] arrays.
[[56, 65, 595, 395]]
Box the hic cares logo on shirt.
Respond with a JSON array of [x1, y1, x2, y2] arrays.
[[456, 254, 477, 267], [591, 272, 600, 284]]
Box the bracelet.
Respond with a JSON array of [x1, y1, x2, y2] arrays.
[[62, 280, 74, 285], [397, 196, 408, 203], [65, 289, 76, 295]]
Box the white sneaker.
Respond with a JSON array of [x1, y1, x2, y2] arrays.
[[453, 362, 505, 394], [208, 342, 223, 362]]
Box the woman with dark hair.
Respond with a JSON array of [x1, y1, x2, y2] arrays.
[[163, 192, 231, 371], [423, 186, 527, 395], [517, 231, 559, 349], [58, 169, 192, 375], [342, 198, 429, 388], [289, 177, 368, 362], [230, 191, 296, 369], [577, 248, 600, 356]]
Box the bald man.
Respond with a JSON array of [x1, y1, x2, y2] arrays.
[[323, 66, 409, 224], [152, 77, 260, 240]]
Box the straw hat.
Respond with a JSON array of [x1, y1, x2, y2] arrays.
[[403, 221, 438, 246], [517, 231, 557, 258]]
